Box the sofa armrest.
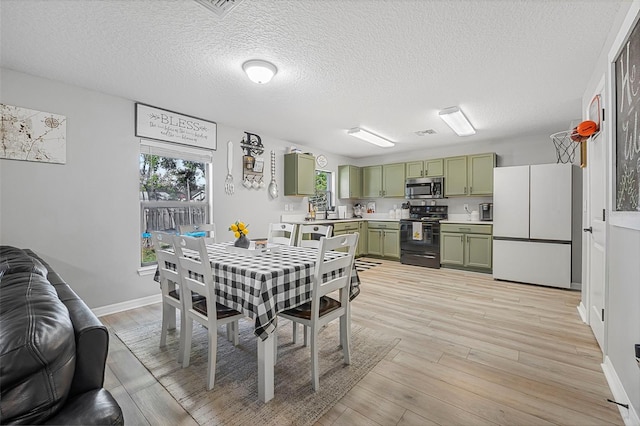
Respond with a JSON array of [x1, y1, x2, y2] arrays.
[[44, 389, 124, 425], [23, 250, 110, 396], [65, 298, 110, 396]]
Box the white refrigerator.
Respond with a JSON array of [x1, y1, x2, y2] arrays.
[[492, 163, 582, 288]]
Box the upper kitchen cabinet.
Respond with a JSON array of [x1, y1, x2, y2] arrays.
[[363, 163, 405, 198], [338, 165, 361, 199], [444, 153, 496, 197], [284, 153, 315, 196], [406, 158, 444, 178]]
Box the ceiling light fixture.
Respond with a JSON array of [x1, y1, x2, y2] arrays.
[[438, 106, 476, 136], [347, 127, 395, 148], [242, 60, 277, 84]]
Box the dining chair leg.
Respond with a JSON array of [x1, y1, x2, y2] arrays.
[[340, 313, 351, 365], [292, 322, 298, 344], [160, 302, 172, 347], [303, 325, 309, 347], [206, 326, 217, 390], [182, 317, 193, 368], [310, 324, 320, 391], [177, 310, 186, 364]]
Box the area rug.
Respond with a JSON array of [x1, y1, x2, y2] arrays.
[[355, 259, 383, 272], [116, 318, 398, 426]]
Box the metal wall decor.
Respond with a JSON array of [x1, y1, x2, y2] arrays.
[[240, 132, 265, 189]]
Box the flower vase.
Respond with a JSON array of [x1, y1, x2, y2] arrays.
[[234, 234, 250, 248]]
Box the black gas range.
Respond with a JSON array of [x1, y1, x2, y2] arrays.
[[400, 205, 448, 268]]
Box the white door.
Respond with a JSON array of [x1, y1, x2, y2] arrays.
[[493, 166, 530, 238], [585, 84, 607, 351]]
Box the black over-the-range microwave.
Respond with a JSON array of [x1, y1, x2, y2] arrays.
[[405, 177, 444, 199]]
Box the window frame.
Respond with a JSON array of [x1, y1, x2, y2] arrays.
[[139, 139, 213, 267]]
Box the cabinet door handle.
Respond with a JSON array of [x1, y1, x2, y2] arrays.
[[460, 235, 463, 242], [470, 186, 472, 193], [464, 186, 467, 194]]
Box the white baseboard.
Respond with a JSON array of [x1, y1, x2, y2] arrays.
[[92, 294, 161, 318], [602, 356, 640, 426], [577, 302, 587, 323]]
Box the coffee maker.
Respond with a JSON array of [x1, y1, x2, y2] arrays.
[[479, 203, 493, 221]]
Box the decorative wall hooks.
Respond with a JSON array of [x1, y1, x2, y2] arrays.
[[241, 131, 265, 190]]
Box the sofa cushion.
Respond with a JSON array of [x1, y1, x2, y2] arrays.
[[0, 246, 77, 424]]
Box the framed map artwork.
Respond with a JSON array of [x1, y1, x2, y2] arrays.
[[0, 104, 67, 164]]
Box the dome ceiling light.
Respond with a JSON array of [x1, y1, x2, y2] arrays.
[[242, 60, 277, 84]]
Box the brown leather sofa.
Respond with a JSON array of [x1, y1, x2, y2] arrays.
[[0, 246, 123, 425]]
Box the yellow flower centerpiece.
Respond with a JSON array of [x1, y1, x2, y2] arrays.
[[229, 221, 250, 248]]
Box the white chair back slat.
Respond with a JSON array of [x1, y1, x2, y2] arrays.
[[296, 224, 332, 248], [267, 223, 297, 246]]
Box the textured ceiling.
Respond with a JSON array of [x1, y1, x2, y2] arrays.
[[0, 0, 629, 158]]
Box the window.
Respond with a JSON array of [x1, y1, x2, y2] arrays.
[[139, 140, 213, 266], [310, 169, 334, 211]]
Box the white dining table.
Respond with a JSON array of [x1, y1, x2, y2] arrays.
[[195, 242, 361, 402]]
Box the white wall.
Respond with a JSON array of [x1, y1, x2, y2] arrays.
[[581, 0, 640, 420], [0, 68, 352, 308]]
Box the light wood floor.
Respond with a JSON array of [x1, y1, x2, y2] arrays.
[[100, 259, 623, 425]]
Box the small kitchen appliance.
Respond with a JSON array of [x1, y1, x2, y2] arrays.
[[405, 177, 444, 199], [400, 205, 448, 268], [353, 203, 363, 218], [479, 203, 493, 221]]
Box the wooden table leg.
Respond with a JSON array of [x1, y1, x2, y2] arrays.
[[257, 332, 275, 402]]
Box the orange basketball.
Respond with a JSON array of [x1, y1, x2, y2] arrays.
[[570, 127, 587, 142], [577, 120, 598, 137]]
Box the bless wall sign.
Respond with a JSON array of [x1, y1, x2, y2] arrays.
[[135, 103, 217, 150]]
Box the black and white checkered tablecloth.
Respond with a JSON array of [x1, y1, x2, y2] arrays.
[[158, 242, 360, 341]]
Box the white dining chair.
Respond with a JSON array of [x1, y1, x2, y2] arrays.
[[173, 235, 245, 390], [278, 232, 359, 391], [179, 223, 216, 241], [267, 223, 297, 246], [292, 223, 333, 345], [152, 231, 191, 363], [296, 224, 333, 248]]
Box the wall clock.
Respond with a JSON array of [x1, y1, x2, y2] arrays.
[[316, 154, 328, 168]]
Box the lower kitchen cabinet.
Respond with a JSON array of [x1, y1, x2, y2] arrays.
[[357, 221, 368, 256], [440, 223, 492, 272], [367, 221, 400, 259], [332, 221, 362, 256]]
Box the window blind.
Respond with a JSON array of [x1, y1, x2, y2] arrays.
[[139, 138, 214, 163]]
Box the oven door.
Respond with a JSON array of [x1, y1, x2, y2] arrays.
[[400, 221, 441, 268]]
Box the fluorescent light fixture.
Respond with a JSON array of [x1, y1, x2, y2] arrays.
[[242, 60, 277, 84], [347, 127, 395, 148], [438, 106, 476, 136]]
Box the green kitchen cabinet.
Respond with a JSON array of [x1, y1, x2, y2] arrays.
[[383, 163, 406, 197], [338, 165, 362, 199], [468, 153, 496, 196], [284, 153, 315, 196], [440, 223, 492, 272], [363, 163, 405, 198], [362, 165, 383, 198], [444, 153, 496, 197], [425, 158, 444, 177], [406, 158, 444, 178], [332, 220, 366, 256], [367, 221, 400, 259], [358, 221, 368, 256]]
